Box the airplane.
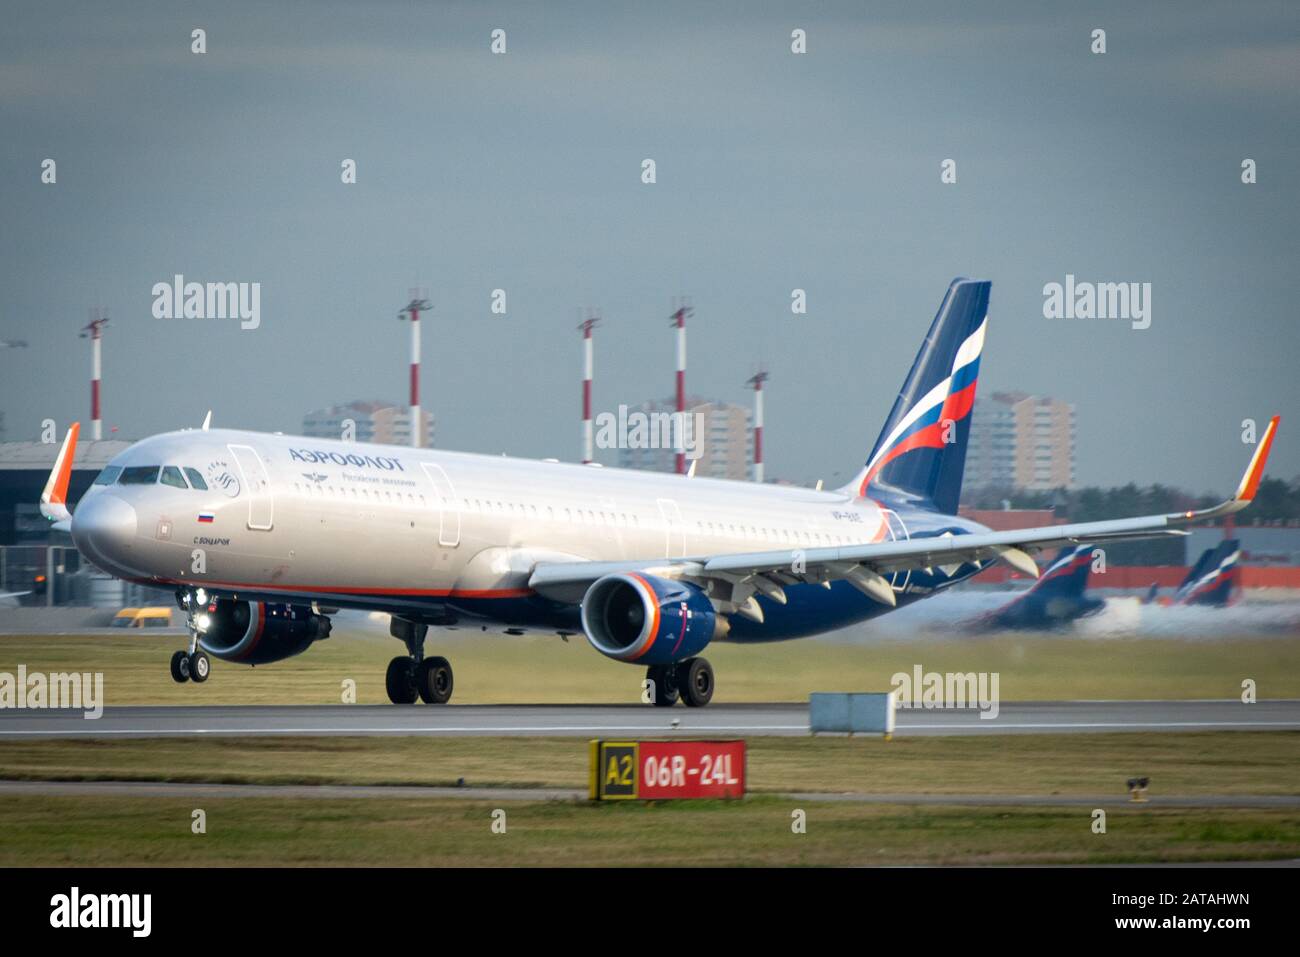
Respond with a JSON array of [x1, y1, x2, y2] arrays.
[[50, 278, 1281, 706], [1173, 539, 1242, 607], [974, 544, 1105, 630]]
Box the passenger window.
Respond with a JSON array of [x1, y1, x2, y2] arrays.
[[160, 466, 188, 489], [93, 465, 122, 485], [119, 466, 160, 485], [183, 468, 208, 490]]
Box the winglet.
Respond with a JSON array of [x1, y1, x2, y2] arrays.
[[1233, 415, 1279, 503], [1177, 415, 1279, 523], [39, 422, 80, 525]]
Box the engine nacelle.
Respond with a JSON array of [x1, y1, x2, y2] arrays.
[[197, 599, 331, 665], [580, 573, 719, 665]]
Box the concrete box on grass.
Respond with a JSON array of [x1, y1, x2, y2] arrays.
[[810, 692, 896, 736]]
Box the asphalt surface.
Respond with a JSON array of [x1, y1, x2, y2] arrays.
[[0, 699, 1296, 738], [1, 779, 1296, 808]]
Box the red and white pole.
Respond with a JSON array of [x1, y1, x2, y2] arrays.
[[671, 303, 688, 474], [580, 315, 598, 463], [409, 306, 420, 448], [81, 313, 108, 440], [400, 296, 430, 448], [91, 331, 102, 441], [748, 370, 768, 483]]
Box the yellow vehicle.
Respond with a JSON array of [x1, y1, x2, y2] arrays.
[[110, 607, 174, 629]]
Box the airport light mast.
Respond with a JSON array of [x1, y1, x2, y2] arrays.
[[669, 298, 693, 474], [398, 294, 431, 448], [747, 368, 768, 483], [79, 309, 109, 440], [579, 311, 601, 464]]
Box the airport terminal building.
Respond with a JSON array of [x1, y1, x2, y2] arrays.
[[0, 438, 147, 605]]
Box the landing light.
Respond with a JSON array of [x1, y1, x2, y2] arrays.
[[195, 613, 212, 632], [195, 588, 208, 604]]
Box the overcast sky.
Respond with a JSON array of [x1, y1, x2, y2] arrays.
[[1, 0, 1296, 493]]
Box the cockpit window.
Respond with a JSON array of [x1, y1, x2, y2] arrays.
[[119, 466, 161, 485], [93, 465, 123, 486], [184, 468, 208, 491], [160, 466, 188, 489]]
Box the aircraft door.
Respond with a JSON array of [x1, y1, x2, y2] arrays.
[[656, 498, 686, 558], [881, 508, 911, 592], [421, 462, 461, 547], [228, 444, 273, 531]]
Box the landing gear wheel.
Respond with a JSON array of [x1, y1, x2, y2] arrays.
[[647, 663, 680, 707], [170, 650, 191, 683], [416, 656, 454, 704], [678, 657, 714, 708], [188, 651, 211, 684], [385, 657, 417, 704]]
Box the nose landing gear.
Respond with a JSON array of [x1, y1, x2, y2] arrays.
[[170, 587, 212, 685]]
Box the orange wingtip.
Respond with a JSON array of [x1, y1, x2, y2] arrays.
[[1235, 415, 1279, 502], [46, 422, 80, 506]]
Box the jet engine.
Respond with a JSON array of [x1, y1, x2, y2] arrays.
[[580, 573, 721, 665], [196, 599, 331, 665]]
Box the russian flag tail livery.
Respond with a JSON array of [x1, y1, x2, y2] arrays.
[[843, 278, 990, 514], [980, 545, 1103, 630], [1176, 539, 1242, 607], [1026, 545, 1096, 603]]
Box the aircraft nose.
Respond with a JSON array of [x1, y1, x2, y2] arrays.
[[71, 493, 138, 563]]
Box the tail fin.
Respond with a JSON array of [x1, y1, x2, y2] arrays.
[[842, 278, 990, 513], [984, 545, 1101, 628], [1176, 539, 1242, 607], [1024, 545, 1095, 603]]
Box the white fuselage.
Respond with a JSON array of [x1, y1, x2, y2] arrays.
[[71, 429, 914, 628]]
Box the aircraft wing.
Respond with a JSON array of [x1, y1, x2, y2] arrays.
[[529, 416, 1279, 618]]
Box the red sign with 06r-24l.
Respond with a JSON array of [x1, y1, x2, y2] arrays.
[[590, 740, 746, 800]]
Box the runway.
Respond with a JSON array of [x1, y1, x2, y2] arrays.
[[0, 699, 1296, 739], [1, 779, 1296, 809]]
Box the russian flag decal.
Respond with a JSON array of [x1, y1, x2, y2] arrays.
[[198, 512, 215, 523]]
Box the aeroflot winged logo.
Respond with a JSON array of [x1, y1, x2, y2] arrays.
[[205, 460, 241, 497], [857, 317, 985, 496]]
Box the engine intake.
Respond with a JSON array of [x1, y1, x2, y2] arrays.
[[580, 573, 719, 665], [198, 599, 331, 665]]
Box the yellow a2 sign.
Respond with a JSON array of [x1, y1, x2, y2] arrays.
[[591, 742, 637, 799]]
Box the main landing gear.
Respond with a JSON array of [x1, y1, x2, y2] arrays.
[[386, 618, 454, 704], [646, 656, 714, 708], [170, 587, 211, 684]]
